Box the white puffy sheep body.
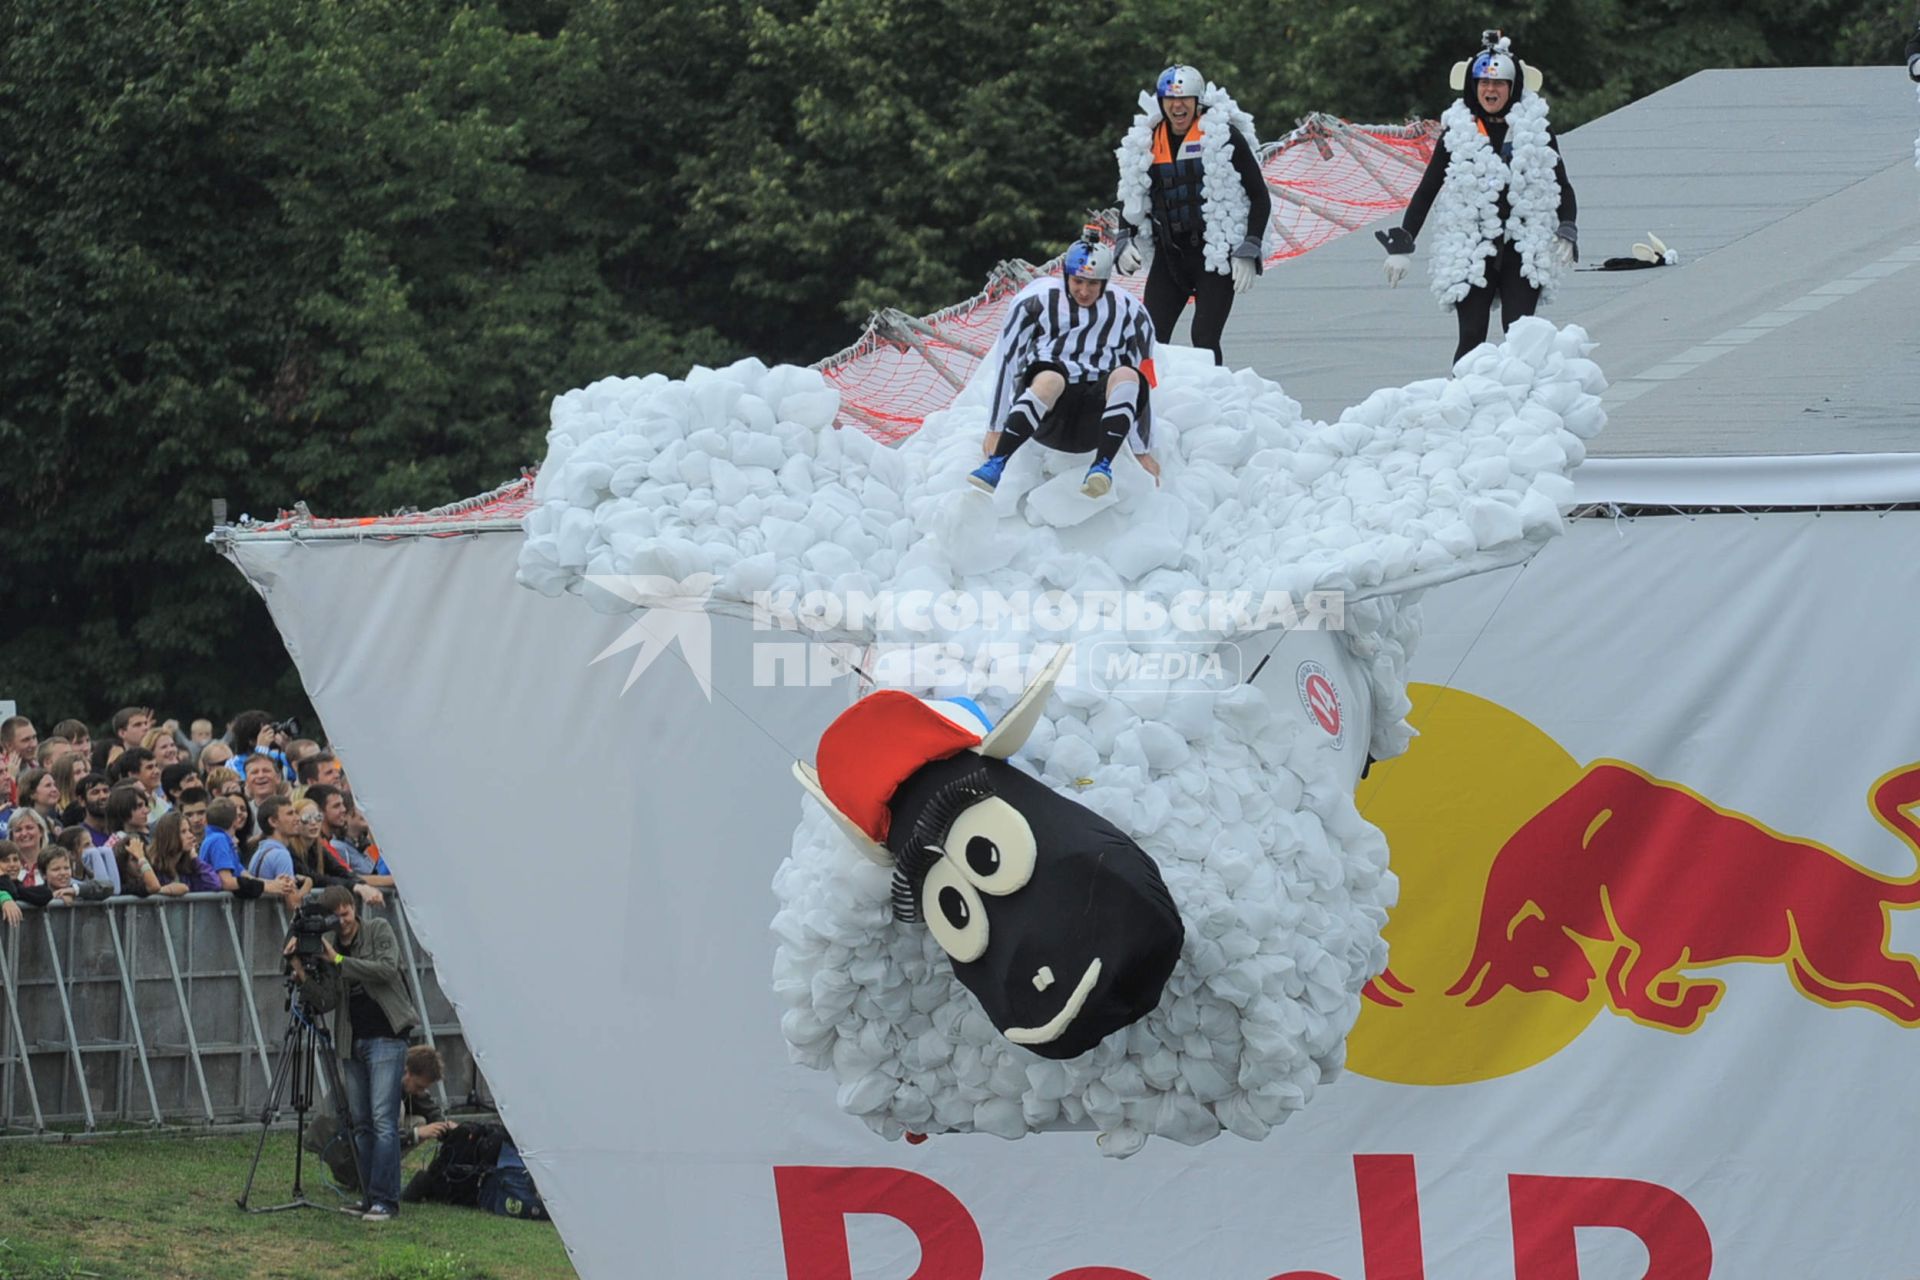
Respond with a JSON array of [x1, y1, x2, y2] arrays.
[[518, 319, 1608, 1156]]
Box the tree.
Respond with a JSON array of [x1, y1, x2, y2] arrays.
[[0, 0, 728, 727], [1, 0, 1902, 730]]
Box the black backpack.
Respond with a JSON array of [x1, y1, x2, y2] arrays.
[[402, 1121, 507, 1207]]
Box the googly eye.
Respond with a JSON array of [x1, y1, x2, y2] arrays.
[[943, 797, 1036, 896], [921, 859, 988, 963]]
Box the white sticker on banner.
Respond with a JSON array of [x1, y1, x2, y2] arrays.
[[1296, 660, 1345, 749]]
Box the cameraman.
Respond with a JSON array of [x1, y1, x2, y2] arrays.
[[284, 885, 419, 1223]]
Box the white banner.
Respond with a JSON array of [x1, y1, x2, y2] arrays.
[[227, 505, 1920, 1280], [1571, 453, 1920, 506]]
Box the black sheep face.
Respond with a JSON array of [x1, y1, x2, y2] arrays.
[[885, 753, 1184, 1060]]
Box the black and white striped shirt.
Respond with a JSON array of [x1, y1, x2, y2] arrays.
[[986, 279, 1157, 427]]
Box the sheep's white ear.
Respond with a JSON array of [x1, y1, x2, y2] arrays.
[[1448, 61, 1468, 91], [978, 644, 1073, 760], [1523, 64, 1544, 93], [793, 762, 893, 867]]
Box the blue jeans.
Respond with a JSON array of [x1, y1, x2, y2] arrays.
[[340, 1036, 407, 1208]]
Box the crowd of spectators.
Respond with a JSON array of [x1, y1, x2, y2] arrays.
[[2, 706, 437, 1225], [0, 706, 395, 924]]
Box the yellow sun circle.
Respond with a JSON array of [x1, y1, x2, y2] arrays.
[[1346, 684, 1605, 1086]]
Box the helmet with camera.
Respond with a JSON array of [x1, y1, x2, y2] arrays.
[[1155, 64, 1205, 102], [1062, 228, 1115, 285]]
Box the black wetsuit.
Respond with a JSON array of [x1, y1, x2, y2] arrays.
[[1121, 113, 1272, 365], [1398, 106, 1577, 363]]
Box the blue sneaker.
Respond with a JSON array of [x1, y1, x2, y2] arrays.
[[969, 454, 1009, 492], [1081, 458, 1114, 498]]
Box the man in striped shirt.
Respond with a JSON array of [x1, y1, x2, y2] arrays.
[[970, 232, 1160, 499]]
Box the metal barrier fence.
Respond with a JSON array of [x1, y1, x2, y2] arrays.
[[0, 892, 479, 1135]]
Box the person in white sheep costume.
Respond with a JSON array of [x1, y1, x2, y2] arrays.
[[1376, 32, 1580, 364], [1113, 64, 1273, 366], [516, 316, 1610, 1158]]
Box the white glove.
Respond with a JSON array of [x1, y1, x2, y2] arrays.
[[1230, 257, 1255, 294], [1553, 221, 1579, 267], [1382, 254, 1410, 288], [1116, 243, 1143, 275]]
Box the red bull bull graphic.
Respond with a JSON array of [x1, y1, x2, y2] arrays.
[[1348, 685, 1920, 1085]]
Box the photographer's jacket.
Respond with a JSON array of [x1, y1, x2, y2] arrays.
[[296, 915, 418, 1060]]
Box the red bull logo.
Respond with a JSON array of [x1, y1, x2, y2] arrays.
[[1348, 685, 1920, 1085]]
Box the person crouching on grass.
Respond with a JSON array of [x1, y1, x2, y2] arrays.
[[309, 1044, 457, 1198]]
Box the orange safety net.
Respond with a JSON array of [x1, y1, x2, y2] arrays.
[[816, 114, 1438, 444], [238, 474, 538, 537], [243, 115, 1433, 535]]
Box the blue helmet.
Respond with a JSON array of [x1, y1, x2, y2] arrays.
[[1155, 65, 1204, 101]]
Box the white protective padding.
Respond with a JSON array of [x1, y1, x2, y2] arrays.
[[510, 319, 1606, 1158]]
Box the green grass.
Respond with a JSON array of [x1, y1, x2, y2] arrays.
[[0, 1132, 579, 1279]]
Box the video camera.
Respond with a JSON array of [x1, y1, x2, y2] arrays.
[[286, 898, 336, 961]]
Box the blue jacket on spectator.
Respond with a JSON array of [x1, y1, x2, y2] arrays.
[[200, 829, 247, 884], [249, 837, 295, 881]]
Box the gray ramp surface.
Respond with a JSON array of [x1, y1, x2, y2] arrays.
[[1207, 68, 1919, 457]]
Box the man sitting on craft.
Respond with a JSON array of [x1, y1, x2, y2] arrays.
[[969, 228, 1161, 499]]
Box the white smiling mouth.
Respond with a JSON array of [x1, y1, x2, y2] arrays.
[[1003, 959, 1102, 1046]]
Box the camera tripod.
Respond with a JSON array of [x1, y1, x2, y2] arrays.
[[237, 976, 368, 1215]]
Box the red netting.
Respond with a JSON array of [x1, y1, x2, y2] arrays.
[[245, 115, 1433, 535], [816, 114, 1438, 444], [240, 474, 537, 536]]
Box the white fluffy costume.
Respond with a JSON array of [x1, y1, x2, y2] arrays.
[[1116, 84, 1270, 274], [1426, 91, 1567, 308]]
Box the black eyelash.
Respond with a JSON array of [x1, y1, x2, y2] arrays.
[[890, 770, 994, 923]]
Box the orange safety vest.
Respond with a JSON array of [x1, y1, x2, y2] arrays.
[[1150, 119, 1208, 165]]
